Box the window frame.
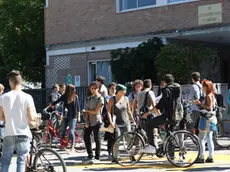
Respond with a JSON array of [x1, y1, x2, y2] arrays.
[[87, 59, 112, 86], [167, 0, 195, 5], [117, 0, 157, 13], [45, 0, 48, 8], [117, 0, 198, 13]]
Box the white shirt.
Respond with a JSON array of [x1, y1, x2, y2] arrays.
[[100, 84, 108, 98], [189, 82, 203, 111], [0, 90, 34, 138]]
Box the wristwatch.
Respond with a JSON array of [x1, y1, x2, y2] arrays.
[[148, 111, 151, 115]]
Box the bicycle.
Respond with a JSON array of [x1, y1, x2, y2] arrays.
[[41, 107, 86, 152], [112, 115, 201, 168], [27, 129, 67, 172]]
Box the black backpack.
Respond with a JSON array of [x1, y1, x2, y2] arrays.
[[102, 97, 108, 124], [215, 93, 225, 121]]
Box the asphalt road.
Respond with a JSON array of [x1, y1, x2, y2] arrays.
[[5, 144, 230, 172]]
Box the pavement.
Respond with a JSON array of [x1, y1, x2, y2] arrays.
[[4, 143, 230, 172]]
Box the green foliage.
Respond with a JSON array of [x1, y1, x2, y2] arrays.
[[110, 37, 164, 84], [155, 44, 217, 84], [0, 0, 45, 87]]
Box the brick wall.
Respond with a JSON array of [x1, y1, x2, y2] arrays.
[[46, 51, 110, 87], [45, 0, 230, 45]]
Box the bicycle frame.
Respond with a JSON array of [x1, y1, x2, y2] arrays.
[[28, 132, 41, 169], [43, 112, 85, 148]]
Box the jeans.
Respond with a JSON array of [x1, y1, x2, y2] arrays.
[[113, 125, 131, 158], [0, 128, 4, 139], [61, 118, 77, 146], [199, 131, 214, 159], [146, 115, 167, 148], [1, 135, 30, 172], [84, 123, 101, 160]]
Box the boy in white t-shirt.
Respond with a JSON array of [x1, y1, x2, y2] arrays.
[[0, 70, 37, 172]]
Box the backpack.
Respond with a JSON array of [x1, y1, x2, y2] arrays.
[[168, 83, 184, 121], [102, 97, 109, 125], [215, 93, 225, 121], [103, 96, 116, 127]]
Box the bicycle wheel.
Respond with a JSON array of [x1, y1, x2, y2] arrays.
[[74, 130, 86, 153], [112, 132, 145, 166], [213, 120, 230, 148], [165, 130, 200, 168], [33, 148, 67, 172]]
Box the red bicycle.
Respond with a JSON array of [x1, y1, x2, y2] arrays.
[[41, 107, 86, 152]]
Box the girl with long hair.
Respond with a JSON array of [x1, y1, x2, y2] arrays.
[[52, 84, 80, 151], [195, 79, 217, 163]]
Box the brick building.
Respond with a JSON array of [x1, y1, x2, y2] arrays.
[[44, 0, 230, 88]]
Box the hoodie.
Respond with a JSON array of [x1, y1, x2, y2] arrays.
[[156, 82, 183, 121]]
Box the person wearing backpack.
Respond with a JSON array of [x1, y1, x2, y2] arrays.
[[128, 80, 143, 108], [141, 74, 183, 153], [189, 72, 204, 132], [132, 79, 156, 128], [128, 80, 143, 122]]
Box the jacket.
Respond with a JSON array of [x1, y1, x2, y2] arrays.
[[52, 95, 80, 119], [156, 82, 183, 121]]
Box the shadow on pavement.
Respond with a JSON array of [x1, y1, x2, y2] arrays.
[[166, 166, 230, 172], [182, 167, 230, 171]]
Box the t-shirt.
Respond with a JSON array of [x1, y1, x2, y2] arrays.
[[50, 91, 60, 103], [128, 92, 136, 105], [99, 85, 108, 98], [189, 82, 203, 111], [0, 90, 34, 138], [136, 90, 156, 113], [87, 94, 104, 127], [113, 96, 130, 126]]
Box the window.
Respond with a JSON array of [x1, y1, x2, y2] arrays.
[[88, 60, 112, 86], [168, 0, 189, 3], [120, 0, 156, 11], [45, 0, 48, 8]]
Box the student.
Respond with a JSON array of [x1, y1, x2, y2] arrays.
[[108, 84, 136, 162], [195, 79, 217, 163], [52, 84, 81, 151], [83, 81, 104, 164], [0, 70, 37, 172], [96, 76, 108, 98]]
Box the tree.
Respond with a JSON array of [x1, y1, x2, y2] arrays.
[[0, 0, 45, 87], [110, 37, 164, 84], [155, 44, 217, 84]]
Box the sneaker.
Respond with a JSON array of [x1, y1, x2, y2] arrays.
[[195, 158, 205, 163], [82, 157, 94, 164], [93, 158, 100, 164], [205, 157, 214, 163], [140, 145, 156, 154], [111, 159, 118, 164]]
